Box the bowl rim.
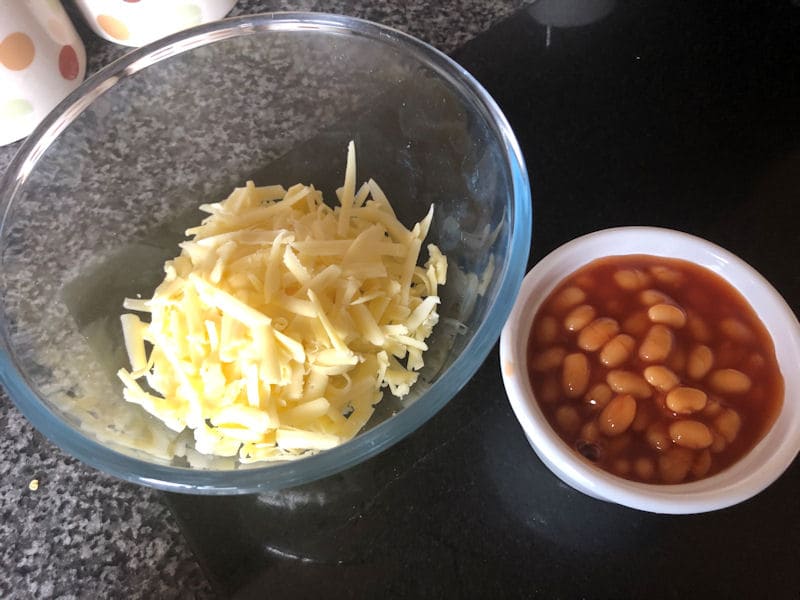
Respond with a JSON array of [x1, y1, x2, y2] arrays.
[[0, 12, 532, 494], [500, 226, 800, 514]]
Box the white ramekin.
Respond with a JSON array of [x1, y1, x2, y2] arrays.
[[500, 227, 800, 514]]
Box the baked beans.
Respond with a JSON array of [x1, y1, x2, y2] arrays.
[[564, 305, 596, 332], [687, 344, 714, 380], [669, 420, 713, 449], [598, 394, 637, 436], [584, 383, 613, 410], [643, 365, 680, 392], [665, 386, 707, 414], [639, 324, 674, 363], [562, 353, 591, 398], [648, 303, 687, 328], [599, 334, 636, 368], [577, 318, 619, 352], [527, 255, 783, 484]]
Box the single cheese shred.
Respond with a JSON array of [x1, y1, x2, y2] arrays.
[[118, 142, 447, 462]]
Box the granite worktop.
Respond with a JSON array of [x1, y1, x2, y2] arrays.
[[0, 1, 532, 598]]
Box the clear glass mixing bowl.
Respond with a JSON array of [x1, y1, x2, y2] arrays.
[[0, 13, 531, 493]]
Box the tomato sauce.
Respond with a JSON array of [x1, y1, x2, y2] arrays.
[[527, 255, 784, 484]]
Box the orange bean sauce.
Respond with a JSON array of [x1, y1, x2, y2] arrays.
[[527, 255, 784, 484]]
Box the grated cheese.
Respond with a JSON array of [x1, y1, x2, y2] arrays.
[[118, 142, 447, 462]]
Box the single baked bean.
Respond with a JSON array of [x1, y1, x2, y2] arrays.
[[670, 420, 713, 449], [691, 449, 712, 478], [607, 370, 653, 398], [665, 386, 707, 414], [579, 420, 601, 443], [614, 268, 651, 291], [634, 457, 656, 480], [562, 353, 591, 398], [720, 318, 753, 343], [666, 346, 687, 373], [710, 432, 727, 454], [577, 317, 620, 352], [647, 303, 687, 328], [598, 394, 637, 436], [631, 401, 654, 432], [538, 377, 561, 403], [555, 405, 581, 435], [714, 408, 742, 443], [607, 432, 633, 455], [643, 365, 680, 392], [649, 265, 685, 287], [646, 422, 672, 452], [639, 324, 673, 362], [599, 334, 636, 367], [535, 315, 559, 345], [701, 396, 723, 418], [564, 304, 596, 332], [612, 458, 632, 477], [530, 346, 567, 372], [639, 289, 673, 306], [584, 382, 613, 410], [747, 353, 766, 371], [715, 340, 748, 369], [622, 310, 651, 337], [658, 447, 694, 483], [551, 286, 586, 313], [687, 344, 714, 380], [604, 299, 624, 317], [686, 311, 712, 343], [708, 368, 752, 394]]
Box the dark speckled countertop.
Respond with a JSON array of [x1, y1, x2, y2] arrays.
[[4, 1, 799, 598], [0, 1, 532, 598]]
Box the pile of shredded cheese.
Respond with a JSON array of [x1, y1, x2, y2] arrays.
[[117, 142, 447, 462]]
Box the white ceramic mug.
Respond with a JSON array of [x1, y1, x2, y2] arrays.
[[0, 0, 86, 146], [74, 0, 238, 47]]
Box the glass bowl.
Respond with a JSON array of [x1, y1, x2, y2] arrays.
[[0, 13, 531, 493]]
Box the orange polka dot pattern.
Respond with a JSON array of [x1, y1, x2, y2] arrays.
[[0, 32, 36, 71], [1, 32, 79, 82], [96, 14, 131, 40], [1, 2, 86, 145]]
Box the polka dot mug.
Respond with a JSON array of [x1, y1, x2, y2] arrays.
[[74, 0, 237, 47], [0, 0, 86, 146]]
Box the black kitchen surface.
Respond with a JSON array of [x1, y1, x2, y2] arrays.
[[166, 2, 800, 597]]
